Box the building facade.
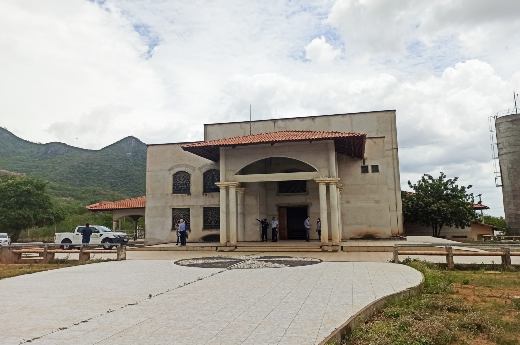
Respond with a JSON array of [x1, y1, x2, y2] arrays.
[[145, 111, 403, 245]]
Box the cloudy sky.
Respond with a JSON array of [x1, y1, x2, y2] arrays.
[[2, 0, 520, 216]]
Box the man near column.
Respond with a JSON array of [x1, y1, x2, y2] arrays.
[[256, 218, 269, 242], [304, 216, 311, 242], [178, 219, 187, 246], [271, 217, 278, 242]]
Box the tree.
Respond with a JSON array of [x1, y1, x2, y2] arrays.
[[402, 172, 477, 237], [482, 215, 515, 235], [0, 175, 65, 242]]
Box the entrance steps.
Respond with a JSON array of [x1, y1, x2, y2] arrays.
[[218, 244, 340, 252]]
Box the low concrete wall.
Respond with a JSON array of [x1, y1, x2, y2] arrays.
[[319, 268, 425, 345]]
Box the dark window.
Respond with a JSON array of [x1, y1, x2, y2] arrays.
[[361, 165, 369, 174], [371, 165, 379, 173], [172, 208, 190, 230], [172, 171, 191, 194], [279, 180, 307, 194], [203, 169, 220, 193], [203, 207, 220, 229]]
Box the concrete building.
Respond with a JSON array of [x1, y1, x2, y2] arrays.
[[404, 204, 494, 241], [145, 111, 403, 245], [496, 113, 520, 234]]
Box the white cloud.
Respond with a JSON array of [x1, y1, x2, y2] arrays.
[[326, 0, 520, 70], [305, 36, 341, 63], [0, 0, 518, 216]]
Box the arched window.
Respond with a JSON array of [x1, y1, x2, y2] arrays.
[[203, 169, 220, 193], [172, 171, 191, 194]]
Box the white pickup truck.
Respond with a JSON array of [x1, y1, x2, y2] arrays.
[[54, 225, 129, 250]]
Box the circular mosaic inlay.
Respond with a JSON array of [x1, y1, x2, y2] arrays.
[[175, 255, 321, 269]]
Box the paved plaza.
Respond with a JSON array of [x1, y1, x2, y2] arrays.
[[1, 258, 422, 345]]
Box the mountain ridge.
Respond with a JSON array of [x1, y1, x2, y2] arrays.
[[0, 127, 147, 198]]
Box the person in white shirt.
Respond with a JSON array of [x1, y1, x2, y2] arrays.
[[271, 217, 279, 242], [304, 216, 311, 242]]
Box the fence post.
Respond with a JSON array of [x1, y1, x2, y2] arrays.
[[393, 245, 399, 263], [42, 244, 55, 263], [445, 246, 454, 269], [117, 245, 126, 261], [0, 246, 20, 264], [79, 245, 90, 262], [501, 247, 511, 268]]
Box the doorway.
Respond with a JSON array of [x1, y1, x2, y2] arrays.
[[278, 206, 308, 240]]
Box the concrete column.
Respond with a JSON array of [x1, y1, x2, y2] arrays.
[[337, 184, 343, 241], [219, 147, 226, 182], [216, 183, 228, 245], [112, 221, 117, 231], [318, 181, 329, 244], [236, 188, 245, 242], [229, 183, 238, 245], [329, 182, 340, 245], [327, 141, 337, 178]]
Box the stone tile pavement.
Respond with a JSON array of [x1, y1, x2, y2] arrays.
[[1, 260, 422, 345]]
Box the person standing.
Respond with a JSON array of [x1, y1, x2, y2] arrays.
[[256, 218, 269, 242], [82, 223, 93, 245], [304, 216, 311, 242], [178, 219, 187, 246], [316, 218, 321, 241], [175, 220, 180, 246], [271, 217, 278, 242]]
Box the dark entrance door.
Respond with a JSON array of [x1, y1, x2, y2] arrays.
[[278, 207, 288, 240], [286, 206, 308, 240]]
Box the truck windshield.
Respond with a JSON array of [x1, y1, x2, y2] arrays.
[[98, 226, 113, 232], [0, 234, 7, 238]]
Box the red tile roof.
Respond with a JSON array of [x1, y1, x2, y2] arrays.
[[87, 196, 146, 211], [474, 204, 490, 210], [182, 130, 366, 161]]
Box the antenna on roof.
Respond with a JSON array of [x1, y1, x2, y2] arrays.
[[515, 91, 518, 114], [250, 104, 252, 135]]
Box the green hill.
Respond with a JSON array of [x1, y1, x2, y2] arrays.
[[0, 128, 146, 199]]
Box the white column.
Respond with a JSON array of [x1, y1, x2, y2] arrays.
[[337, 185, 343, 242], [112, 221, 117, 231], [318, 181, 329, 244], [236, 188, 245, 242], [216, 183, 228, 245], [219, 147, 226, 182], [229, 183, 238, 245], [329, 182, 340, 245], [328, 141, 337, 178]]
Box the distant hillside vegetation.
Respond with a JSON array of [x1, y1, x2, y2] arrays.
[[0, 128, 146, 198]]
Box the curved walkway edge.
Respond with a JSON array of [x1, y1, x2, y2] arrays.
[[319, 267, 425, 345]]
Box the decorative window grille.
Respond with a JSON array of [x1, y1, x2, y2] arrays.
[[203, 207, 220, 229], [278, 180, 307, 194], [371, 165, 379, 173], [172, 171, 191, 194], [172, 208, 190, 230], [278, 169, 306, 194], [203, 169, 220, 193], [361, 166, 369, 174]]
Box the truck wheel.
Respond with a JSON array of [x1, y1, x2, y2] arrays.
[[102, 238, 114, 250], [61, 239, 73, 250]]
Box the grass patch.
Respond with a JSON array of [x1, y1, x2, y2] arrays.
[[338, 260, 520, 345], [0, 258, 112, 280]]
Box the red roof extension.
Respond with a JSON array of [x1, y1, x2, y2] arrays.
[[181, 130, 366, 161], [87, 196, 146, 211], [474, 204, 490, 210]]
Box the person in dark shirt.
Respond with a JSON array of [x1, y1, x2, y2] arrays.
[[256, 218, 269, 242], [82, 223, 93, 244]]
